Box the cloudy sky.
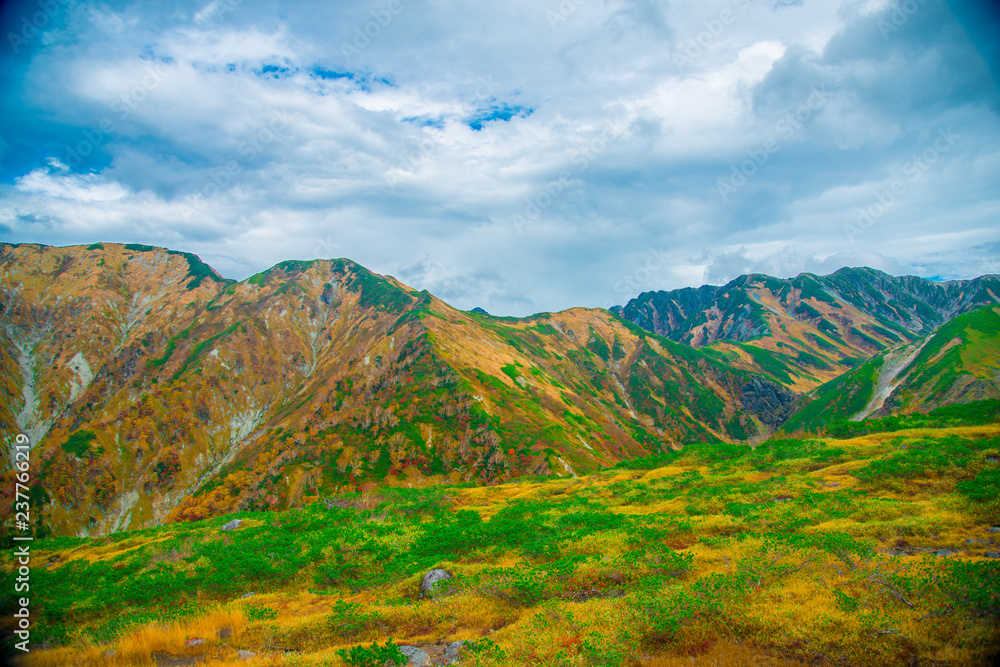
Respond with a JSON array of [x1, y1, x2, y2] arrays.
[[1, 0, 998, 315]]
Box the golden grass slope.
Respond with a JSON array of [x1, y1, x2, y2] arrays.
[[7, 423, 999, 666]]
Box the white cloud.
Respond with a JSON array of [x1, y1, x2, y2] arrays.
[[14, 168, 128, 203], [1, 0, 998, 315]]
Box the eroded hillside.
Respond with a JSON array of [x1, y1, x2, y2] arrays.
[[783, 304, 1000, 432], [1, 243, 793, 537]]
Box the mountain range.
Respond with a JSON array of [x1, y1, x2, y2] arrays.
[[2, 242, 998, 536]]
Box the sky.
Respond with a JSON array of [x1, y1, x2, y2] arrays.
[[1, 0, 998, 316]]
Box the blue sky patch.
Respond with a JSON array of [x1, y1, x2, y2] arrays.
[[466, 104, 533, 131]]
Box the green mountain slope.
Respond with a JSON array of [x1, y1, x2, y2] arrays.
[[782, 304, 1000, 432]]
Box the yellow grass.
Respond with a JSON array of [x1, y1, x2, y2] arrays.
[[15, 424, 1000, 667], [19, 606, 247, 667], [642, 640, 809, 666]]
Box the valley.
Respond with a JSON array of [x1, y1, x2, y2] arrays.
[[1, 242, 998, 665]]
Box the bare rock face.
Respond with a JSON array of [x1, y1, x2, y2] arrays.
[[442, 640, 467, 664], [739, 375, 797, 428], [398, 645, 432, 666], [418, 568, 453, 599]]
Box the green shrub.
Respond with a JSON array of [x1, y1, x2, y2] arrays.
[[336, 639, 406, 666], [61, 429, 99, 457], [956, 468, 1000, 502], [244, 605, 278, 621], [834, 590, 859, 612], [580, 631, 629, 665], [327, 600, 381, 638], [857, 436, 995, 483], [467, 637, 506, 659]]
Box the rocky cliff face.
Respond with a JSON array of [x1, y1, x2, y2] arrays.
[[0, 243, 795, 537], [614, 269, 1000, 391]]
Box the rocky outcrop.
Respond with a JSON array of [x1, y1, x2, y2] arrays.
[[442, 640, 467, 664], [419, 569, 453, 599], [399, 646, 432, 666], [738, 375, 797, 429], [618, 268, 1000, 344]]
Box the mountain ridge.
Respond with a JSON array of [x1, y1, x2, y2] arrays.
[[781, 303, 1000, 432], [613, 267, 1000, 392], [1, 242, 794, 536], [3, 241, 997, 538]]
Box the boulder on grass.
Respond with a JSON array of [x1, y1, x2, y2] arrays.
[[398, 645, 431, 666], [443, 640, 467, 664], [222, 519, 242, 531], [418, 568, 453, 599]]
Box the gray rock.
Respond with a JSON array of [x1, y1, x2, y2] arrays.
[[933, 549, 955, 557], [186, 638, 205, 647], [988, 527, 1000, 533], [222, 519, 242, 531], [237, 650, 256, 660], [773, 496, 793, 503], [240, 592, 255, 598], [104, 649, 117, 658], [419, 568, 453, 599], [443, 640, 467, 664], [740, 375, 797, 429], [152, 654, 203, 666], [985, 551, 1000, 559], [966, 538, 987, 544], [399, 646, 432, 666]]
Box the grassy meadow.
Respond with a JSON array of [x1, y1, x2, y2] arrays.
[[3, 412, 1000, 666]]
